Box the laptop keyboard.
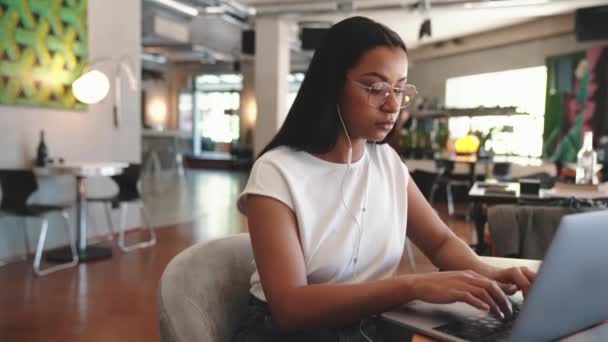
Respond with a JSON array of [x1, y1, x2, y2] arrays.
[[433, 303, 521, 342]]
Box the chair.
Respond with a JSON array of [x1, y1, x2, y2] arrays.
[[0, 170, 78, 276], [87, 164, 156, 252], [158, 233, 255, 342], [428, 159, 472, 216]]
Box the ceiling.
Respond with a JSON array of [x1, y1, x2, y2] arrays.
[[142, 0, 608, 69], [241, 0, 608, 48]]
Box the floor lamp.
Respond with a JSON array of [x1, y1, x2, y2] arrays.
[[72, 56, 138, 128]]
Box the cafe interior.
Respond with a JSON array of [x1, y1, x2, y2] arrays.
[[1, 0, 608, 341]]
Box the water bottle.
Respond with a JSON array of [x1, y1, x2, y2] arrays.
[[575, 131, 597, 184]]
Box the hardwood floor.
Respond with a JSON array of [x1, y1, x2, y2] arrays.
[[0, 224, 211, 342], [0, 170, 476, 342]]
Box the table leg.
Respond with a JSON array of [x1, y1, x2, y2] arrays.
[[46, 176, 113, 262], [469, 162, 476, 185], [77, 176, 87, 252]]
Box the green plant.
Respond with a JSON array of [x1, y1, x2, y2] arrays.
[[472, 127, 498, 151], [434, 121, 449, 150]]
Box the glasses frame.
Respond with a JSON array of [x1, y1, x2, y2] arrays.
[[348, 78, 418, 109]]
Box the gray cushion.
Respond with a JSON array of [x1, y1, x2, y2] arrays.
[[158, 233, 255, 342]]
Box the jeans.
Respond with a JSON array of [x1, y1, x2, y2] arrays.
[[231, 295, 385, 342]]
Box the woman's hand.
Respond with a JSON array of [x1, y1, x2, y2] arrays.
[[409, 270, 519, 320], [486, 266, 537, 297]]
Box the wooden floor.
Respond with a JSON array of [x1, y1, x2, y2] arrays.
[[0, 171, 475, 342]]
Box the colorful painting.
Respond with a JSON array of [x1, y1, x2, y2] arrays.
[[543, 47, 608, 163], [0, 0, 88, 110]]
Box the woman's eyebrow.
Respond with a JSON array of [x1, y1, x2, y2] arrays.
[[360, 72, 408, 83]]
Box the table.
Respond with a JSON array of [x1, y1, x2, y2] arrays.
[[35, 162, 128, 261], [468, 181, 608, 254], [385, 257, 608, 341], [410, 323, 608, 342], [443, 154, 550, 185]]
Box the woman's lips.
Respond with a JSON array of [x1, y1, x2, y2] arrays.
[[375, 121, 395, 130]]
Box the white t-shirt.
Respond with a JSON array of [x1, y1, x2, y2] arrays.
[[237, 143, 410, 301]]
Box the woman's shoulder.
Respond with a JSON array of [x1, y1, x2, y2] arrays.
[[254, 146, 300, 168], [251, 146, 314, 176], [374, 143, 404, 162], [372, 143, 410, 174]]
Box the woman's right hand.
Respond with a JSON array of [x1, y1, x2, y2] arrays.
[[408, 271, 519, 320]]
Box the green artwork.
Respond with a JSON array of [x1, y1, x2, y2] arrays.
[[543, 47, 608, 163], [0, 0, 88, 110]]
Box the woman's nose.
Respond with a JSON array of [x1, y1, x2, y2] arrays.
[[381, 91, 401, 113]]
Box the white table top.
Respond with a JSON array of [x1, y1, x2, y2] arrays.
[[469, 181, 608, 199], [34, 162, 128, 177]]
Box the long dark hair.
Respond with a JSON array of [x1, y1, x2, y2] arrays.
[[259, 16, 407, 157]]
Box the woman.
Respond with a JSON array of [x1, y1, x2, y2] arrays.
[[233, 16, 535, 342]]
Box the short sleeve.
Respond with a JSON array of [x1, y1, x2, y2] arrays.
[[382, 144, 410, 188], [237, 157, 295, 216], [400, 157, 410, 187]]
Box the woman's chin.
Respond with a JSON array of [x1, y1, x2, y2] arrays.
[[368, 131, 390, 142]]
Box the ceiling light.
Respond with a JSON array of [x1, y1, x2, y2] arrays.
[[464, 0, 550, 9], [149, 0, 199, 17]]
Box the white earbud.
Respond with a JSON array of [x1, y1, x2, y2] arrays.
[[336, 104, 353, 167], [336, 103, 372, 283]]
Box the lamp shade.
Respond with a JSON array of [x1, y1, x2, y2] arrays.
[[72, 70, 110, 104], [455, 134, 480, 154]]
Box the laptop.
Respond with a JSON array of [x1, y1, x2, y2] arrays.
[[382, 210, 608, 342]]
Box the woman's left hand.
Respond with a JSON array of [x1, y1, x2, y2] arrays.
[[488, 267, 536, 297]]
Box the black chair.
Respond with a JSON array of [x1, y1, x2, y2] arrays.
[[87, 164, 156, 252], [428, 159, 472, 216], [0, 170, 78, 276]]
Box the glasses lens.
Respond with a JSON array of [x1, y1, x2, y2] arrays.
[[368, 82, 391, 107], [366, 82, 418, 108], [400, 85, 417, 108]]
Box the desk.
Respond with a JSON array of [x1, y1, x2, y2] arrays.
[[385, 257, 608, 341], [35, 162, 127, 261], [468, 181, 608, 254], [442, 154, 550, 184]]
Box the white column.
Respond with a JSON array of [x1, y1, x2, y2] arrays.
[[254, 17, 290, 157]]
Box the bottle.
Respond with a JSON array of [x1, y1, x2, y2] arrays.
[[35, 130, 49, 167], [575, 131, 597, 184]]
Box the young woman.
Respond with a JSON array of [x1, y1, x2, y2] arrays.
[[233, 16, 535, 342]]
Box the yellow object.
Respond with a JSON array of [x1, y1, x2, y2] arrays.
[[455, 134, 480, 154]]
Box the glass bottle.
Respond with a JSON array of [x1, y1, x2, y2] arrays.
[[575, 131, 597, 184], [35, 130, 49, 167]]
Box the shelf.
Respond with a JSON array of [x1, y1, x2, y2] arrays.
[[410, 106, 528, 119]]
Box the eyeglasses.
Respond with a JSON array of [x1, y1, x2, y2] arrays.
[[349, 78, 418, 109]]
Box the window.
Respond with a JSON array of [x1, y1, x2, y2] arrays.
[[287, 72, 305, 109], [195, 74, 242, 144], [197, 91, 240, 143], [178, 91, 193, 133], [445, 66, 547, 157]]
